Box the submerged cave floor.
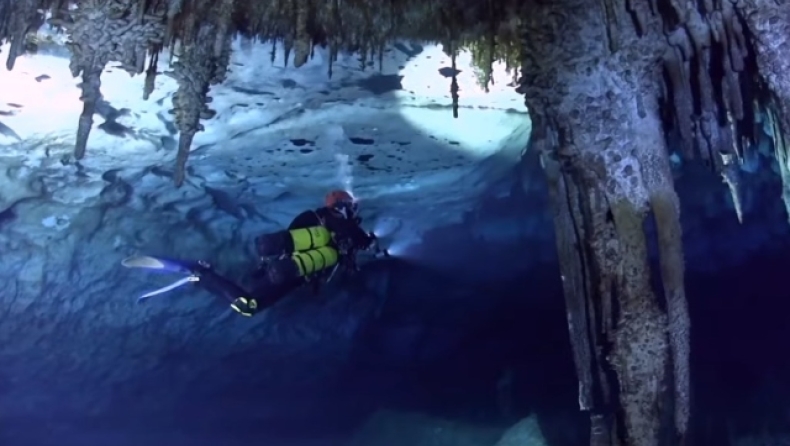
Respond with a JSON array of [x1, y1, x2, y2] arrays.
[[3, 250, 790, 446]]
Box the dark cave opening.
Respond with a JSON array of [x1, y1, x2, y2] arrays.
[[688, 249, 790, 444], [349, 249, 790, 446], [333, 172, 790, 446]]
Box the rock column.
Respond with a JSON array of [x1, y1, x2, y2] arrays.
[[518, 1, 690, 445]]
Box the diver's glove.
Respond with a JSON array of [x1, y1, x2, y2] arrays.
[[365, 232, 390, 257], [230, 297, 258, 317], [364, 231, 378, 250]]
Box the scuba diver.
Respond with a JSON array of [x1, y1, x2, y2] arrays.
[[123, 190, 385, 316]]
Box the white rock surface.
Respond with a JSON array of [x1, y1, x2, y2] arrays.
[[0, 38, 529, 243]]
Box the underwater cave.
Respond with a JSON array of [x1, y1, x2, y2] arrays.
[[1, 1, 790, 445]]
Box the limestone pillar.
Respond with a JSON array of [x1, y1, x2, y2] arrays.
[[517, 1, 690, 444]]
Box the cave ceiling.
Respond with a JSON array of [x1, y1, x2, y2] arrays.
[[0, 0, 788, 219]]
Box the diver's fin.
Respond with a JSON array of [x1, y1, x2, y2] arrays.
[[122, 255, 193, 274], [138, 276, 199, 301], [122, 255, 167, 269]]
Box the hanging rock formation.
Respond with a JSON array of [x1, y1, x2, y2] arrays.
[[519, 1, 685, 444], [0, 0, 525, 186], [520, 0, 790, 445], [738, 1, 790, 223], [58, 0, 165, 161], [165, 0, 234, 186]]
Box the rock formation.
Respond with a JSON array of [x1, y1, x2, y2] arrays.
[[520, 1, 789, 445]]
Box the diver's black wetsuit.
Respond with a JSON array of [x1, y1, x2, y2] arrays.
[[194, 207, 374, 315], [289, 207, 373, 254]]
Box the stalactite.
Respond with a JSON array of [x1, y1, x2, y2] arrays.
[[725, 62, 745, 122], [738, 0, 790, 221], [576, 174, 618, 446], [649, 188, 690, 443], [484, 21, 495, 91], [167, 0, 232, 186], [767, 107, 790, 224], [633, 64, 691, 446], [608, 198, 669, 446], [143, 49, 159, 100], [651, 1, 765, 195], [695, 53, 716, 160], [541, 152, 596, 412], [74, 67, 102, 160], [665, 0, 684, 20], [707, 10, 734, 152], [450, 49, 459, 118], [662, 48, 695, 158], [720, 151, 743, 222], [369, 46, 376, 70], [169, 36, 216, 183], [646, 0, 658, 17], [600, 0, 618, 53], [724, 8, 745, 72], [358, 46, 367, 70], [650, 2, 783, 223], [293, 0, 310, 68], [678, 10, 711, 162], [328, 41, 336, 77], [212, 0, 234, 58], [283, 38, 292, 66], [717, 14, 744, 128], [566, 142, 671, 446], [164, 0, 183, 43], [537, 123, 616, 446], [326, 0, 341, 78], [0, 0, 9, 36], [4, 0, 43, 71], [709, 9, 723, 44], [63, 0, 165, 160], [179, 0, 201, 45], [625, 0, 646, 37]]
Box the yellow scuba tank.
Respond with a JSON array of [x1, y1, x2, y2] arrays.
[[255, 225, 332, 257], [267, 246, 339, 284]]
